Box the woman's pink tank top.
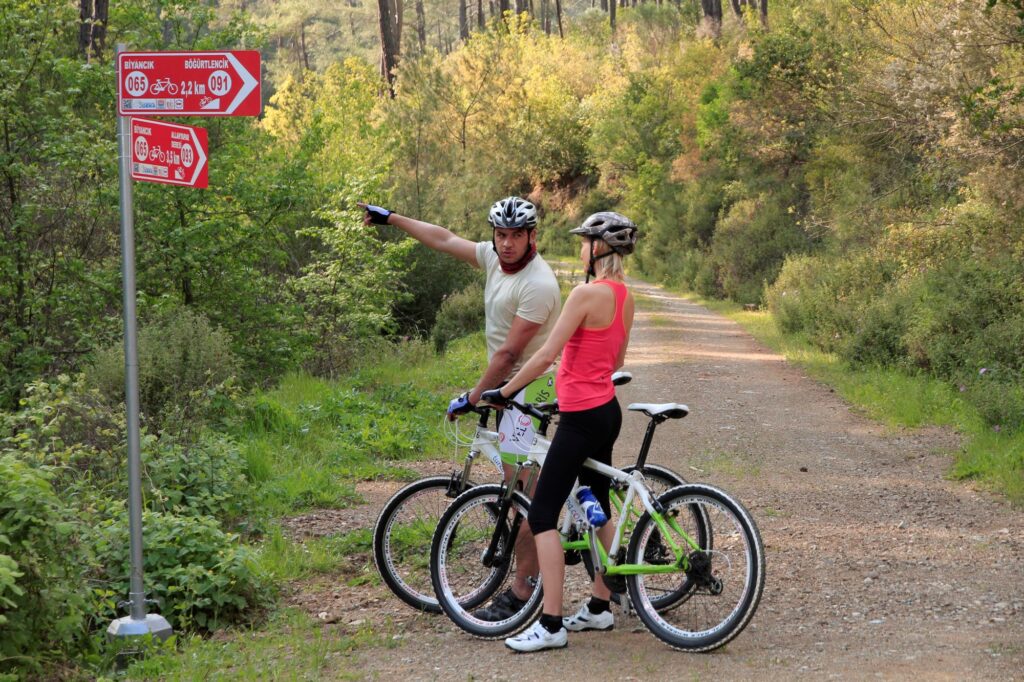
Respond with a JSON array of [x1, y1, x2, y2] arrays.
[[556, 280, 628, 412]]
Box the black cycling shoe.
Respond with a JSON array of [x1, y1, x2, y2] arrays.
[[473, 588, 527, 621]]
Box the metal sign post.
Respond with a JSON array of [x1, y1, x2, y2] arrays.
[[107, 43, 172, 645], [107, 44, 259, 650]]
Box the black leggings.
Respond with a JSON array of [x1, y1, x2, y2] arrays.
[[527, 397, 622, 535]]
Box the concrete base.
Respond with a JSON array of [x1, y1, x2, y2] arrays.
[[106, 613, 174, 642]]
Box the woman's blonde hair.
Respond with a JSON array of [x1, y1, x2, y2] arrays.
[[591, 239, 625, 281]]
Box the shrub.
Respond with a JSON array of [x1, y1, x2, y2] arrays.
[[87, 307, 240, 428], [964, 374, 1024, 432], [92, 511, 273, 631], [430, 280, 486, 352], [844, 295, 911, 367], [0, 374, 125, 493], [143, 434, 250, 523], [901, 258, 1024, 378], [0, 455, 91, 676], [708, 193, 809, 304]]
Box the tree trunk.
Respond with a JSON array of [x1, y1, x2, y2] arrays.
[[555, 0, 563, 37], [730, 0, 743, 17], [478, 0, 485, 28], [609, 0, 616, 31], [78, 0, 109, 62], [376, 0, 400, 95], [393, 0, 403, 54], [299, 21, 310, 71], [420, 0, 430, 47], [700, 0, 723, 38], [759, 0, 768, 27], [458, 0, 468, 39]]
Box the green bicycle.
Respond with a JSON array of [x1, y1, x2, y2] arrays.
[[430, 395, 764, 652]]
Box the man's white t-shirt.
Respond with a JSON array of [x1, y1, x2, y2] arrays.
[[475, 241, 561, 372], [475, 241, 561, 456]]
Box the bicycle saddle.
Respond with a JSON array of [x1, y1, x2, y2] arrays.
[[627, 403, 689, 419]]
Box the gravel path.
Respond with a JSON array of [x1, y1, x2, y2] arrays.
[[288, 278, 1024, 680]]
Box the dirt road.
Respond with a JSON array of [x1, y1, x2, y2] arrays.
[[292, 279, 1024, 680]]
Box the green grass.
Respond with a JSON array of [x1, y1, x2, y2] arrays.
[[659, 288, 1023, 505], [257, 526, 375, 582], [122, 609, 394, 681], [231, 336, 482, 518]]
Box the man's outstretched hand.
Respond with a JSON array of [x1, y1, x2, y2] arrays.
[[357, 202, 392, 226]]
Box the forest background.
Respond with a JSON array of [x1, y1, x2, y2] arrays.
[[1, 0, 1022, 677]]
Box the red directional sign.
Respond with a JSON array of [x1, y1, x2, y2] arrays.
[[129, 118, 208, 188], [118, 51, 261, 116]]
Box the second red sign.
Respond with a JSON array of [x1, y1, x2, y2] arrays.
[[130, 117, 208, 188]]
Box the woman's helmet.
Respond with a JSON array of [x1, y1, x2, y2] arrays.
[[488, 196, 538, 230], [569, 212, 639, 255]]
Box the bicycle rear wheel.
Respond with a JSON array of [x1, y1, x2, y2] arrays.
[[626, 483, 764, 652], [431, 484, 542, 639], [373, 475, 468, 613], [583, 464, 708, 610]]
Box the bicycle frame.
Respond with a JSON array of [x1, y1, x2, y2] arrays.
[[452, 404, 552, 498]]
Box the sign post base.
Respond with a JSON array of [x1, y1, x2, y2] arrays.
[[106, 613, 174, 641]]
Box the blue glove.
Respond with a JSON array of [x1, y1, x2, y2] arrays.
[[363, 204, 392, 225], [447, 392, 472, 420], [480, 388, 510, 408]]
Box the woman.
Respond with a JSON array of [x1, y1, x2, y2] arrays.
[[481, 211, 639, 653]]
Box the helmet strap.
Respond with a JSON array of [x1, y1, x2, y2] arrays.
[[586, 240, 615, 283]]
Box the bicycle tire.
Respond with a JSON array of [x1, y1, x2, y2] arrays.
[[373, 475, 470, 613], [626, 483, 765, 652], [431, 484, 542, 639]]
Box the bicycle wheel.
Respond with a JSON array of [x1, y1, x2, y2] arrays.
[[373, 475, 469, 613], [431, 484, 543, 639], [626, 483, 764, 652]]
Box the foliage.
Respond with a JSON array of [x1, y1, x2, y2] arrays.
[[0, 456, 91, 676], [430, 278, 486, 352], [87, 307, 241, 430], [143, 434, 251, 522], [0, 375, 126, 494], [91, 510, 273, 631]]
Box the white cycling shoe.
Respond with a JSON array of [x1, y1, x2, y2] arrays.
[[562, 603, 615, 632], [504, 621, 568, 653]]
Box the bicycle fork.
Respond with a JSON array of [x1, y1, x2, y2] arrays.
[[481, 461, 537, 568]]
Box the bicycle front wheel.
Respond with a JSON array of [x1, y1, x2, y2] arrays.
[[431, 484, 542, 639], [373, 475, 467, 613], [626, 483, 765, 652]]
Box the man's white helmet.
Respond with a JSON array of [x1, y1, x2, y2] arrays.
[[488, 197, 538, 230]]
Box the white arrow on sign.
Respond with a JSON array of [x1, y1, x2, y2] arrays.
[[226, 52, 259, 115], [187, 126, 208, 186]]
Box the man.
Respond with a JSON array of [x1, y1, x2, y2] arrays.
[[359, 196, 561, 619]]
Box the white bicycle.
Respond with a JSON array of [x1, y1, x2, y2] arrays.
[[372, 372, 687, 613]]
